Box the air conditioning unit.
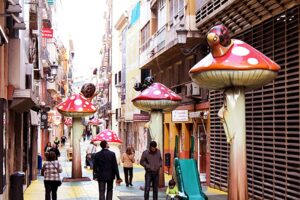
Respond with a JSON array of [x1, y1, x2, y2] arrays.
[[186, 82, 201, 97]]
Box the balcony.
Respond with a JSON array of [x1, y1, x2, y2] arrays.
[[195, 0, 297, 35]]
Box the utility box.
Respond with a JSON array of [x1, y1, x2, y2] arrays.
[[10, 172, 24, 200]]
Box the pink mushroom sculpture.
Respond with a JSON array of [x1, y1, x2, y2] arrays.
[[132, 81, 182, 187], [57, 93, 96, 178], [91, 129, 122, 144], [189, 24, 280, 200], [88, 118, 101, 136], [92, 129, 122, 163], [132, 82, 182, 150]]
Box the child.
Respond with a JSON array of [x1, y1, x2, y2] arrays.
[[166, 179, 179, 200]]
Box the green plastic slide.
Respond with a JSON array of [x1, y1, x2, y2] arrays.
[[173, 135, 207, 200], [174, 158, 208, 200]]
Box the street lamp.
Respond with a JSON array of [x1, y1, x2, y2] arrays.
[[46, 62, 58, 83], [176, 25, 208, 56]]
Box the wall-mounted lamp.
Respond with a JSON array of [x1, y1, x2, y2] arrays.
[[176, 24, 208, 56], [46, 62, 58, 83]]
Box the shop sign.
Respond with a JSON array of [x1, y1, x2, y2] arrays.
[[40, 112, 48, 129], [189, 111, 201, 118], [172, 110, 189, 122], [133, 113, 150, 122], [42, 28, 53, 38]]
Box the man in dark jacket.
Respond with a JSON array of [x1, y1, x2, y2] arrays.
[[93, 140, 122, 200], [140, 141, 162, 200]]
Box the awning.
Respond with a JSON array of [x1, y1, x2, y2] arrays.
[[10, 89, 39, 113]]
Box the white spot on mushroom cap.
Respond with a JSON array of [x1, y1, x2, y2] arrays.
[[234, 40, 244, 45], [203, 54, 213, 67], [142, 90, 149, 95], [91, 105, 96, 110], [58, 106, 63, 109], [107, 132, 112, 136], [74, 99, 82, 106], [164, 94, 169, 97], [161, 87, 165, 90], [232, 46, 250, 56], [171, 93, 177, 97], [85, 101, 89, 105], [100, 134, 104, 137], [248, 58, 259, 65], [78, 107, 83, 111], [154, 90, 161, 95], [225, 60, 229, 63], [70, 95, 76, 100]]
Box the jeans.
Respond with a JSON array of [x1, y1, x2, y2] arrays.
[[123, 167, 133, 186], [98, 180, 114, 200], [144, 171, 159, 200], [44, 180, 59, 200]]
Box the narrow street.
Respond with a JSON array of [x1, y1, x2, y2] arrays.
[[24, 141, 227, 200]]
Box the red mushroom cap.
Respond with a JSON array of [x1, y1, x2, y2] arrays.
[[132, 83, 182, 112], [64, 117, 72, 126], [88, 118, 101, 126], [189, 39, 280, 90], [56, 94, 97, 117], [91, 129, 122, 145]]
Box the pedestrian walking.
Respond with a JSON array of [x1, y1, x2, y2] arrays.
[[60, 135, 67, 146], [93, 140, 123, 200], [85, 141, 97, 169], [42, 151, 62, 200], [53, 137, 60, 146], [44, 142, 52, 153], [49, 144, 60, 160], [140, 141, 162, 200], [121, 147, 135, 187]]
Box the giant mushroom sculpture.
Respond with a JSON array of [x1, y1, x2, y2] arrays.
[[88, 118, 101, 136], [132, 81, 182, 186], [91, 129, 122, 163], [57, 94, 96, 179], [189, 24, 280, 200]]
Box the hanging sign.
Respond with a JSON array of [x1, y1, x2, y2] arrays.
[[42, 28, 53, 38]]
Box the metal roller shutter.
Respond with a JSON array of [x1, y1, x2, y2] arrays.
[[209, 6, 300, 200]]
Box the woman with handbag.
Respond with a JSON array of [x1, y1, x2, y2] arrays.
[[42, 151, 63, 200], [121, 147, 135, 187]]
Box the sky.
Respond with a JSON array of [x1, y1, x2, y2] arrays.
[[60, 0, 105, 79]]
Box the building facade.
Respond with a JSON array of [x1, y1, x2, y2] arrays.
[[195, 0, 300, 199]]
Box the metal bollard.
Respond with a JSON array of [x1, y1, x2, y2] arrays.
[[10, 172, 24, 200]]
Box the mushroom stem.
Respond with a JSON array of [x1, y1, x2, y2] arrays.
[[149, 111, 163, 150], [149, 111, 165, 188], [72, 117, 83, 178], [223, 87, 248, 200]]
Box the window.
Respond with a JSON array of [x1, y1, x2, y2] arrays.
[[118, 71, 121, 85], [114, 73, 118, 85], [169, 0, 184, 20], [141, 22, 150, 53], [158, 0, 167, 29]]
